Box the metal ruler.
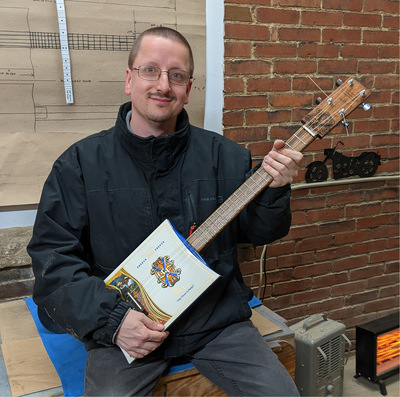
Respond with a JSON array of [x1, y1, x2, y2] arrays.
[[56, 0, 74, 104]]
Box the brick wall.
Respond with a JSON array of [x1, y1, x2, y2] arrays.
[[225, 0, 399, 342]]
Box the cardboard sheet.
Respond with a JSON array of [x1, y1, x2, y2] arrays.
[[0, 300, 61, 397], [0, 0, 206, 207], [251, 309, 282, 336], [1, 338, 61, 397]]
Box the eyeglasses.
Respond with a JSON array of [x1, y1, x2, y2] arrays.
[[131, 65, 192, 86]]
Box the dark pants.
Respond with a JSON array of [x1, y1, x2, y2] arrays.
[[84, 320, 299, 396]]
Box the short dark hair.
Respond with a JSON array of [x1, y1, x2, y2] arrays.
[[128, 27, 194, 76]]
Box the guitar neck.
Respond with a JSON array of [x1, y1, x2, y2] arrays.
[[186, 77, 370, 253], [186, 125, 314, 253]]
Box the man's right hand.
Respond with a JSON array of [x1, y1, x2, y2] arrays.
[[114, 309, 169, 359]]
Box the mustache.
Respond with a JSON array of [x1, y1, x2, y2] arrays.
[[148, 92, 174, 100]]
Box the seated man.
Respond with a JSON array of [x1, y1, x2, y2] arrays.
[[28, 27, 302, 396]]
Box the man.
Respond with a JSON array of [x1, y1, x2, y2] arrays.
[[28, 27, 302, 396]]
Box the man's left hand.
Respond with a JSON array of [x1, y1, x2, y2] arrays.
[[262, 140, 303, 188]]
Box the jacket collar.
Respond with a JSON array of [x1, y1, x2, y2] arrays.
[[115, 102, 190, 172]]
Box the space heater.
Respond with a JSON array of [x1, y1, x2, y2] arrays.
[[290, 314, 351, 396], [355, 312, 399, 396]]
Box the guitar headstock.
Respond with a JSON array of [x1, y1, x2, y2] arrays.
[[302, 77, 371, 139]]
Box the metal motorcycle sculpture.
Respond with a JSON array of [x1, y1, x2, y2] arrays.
[[305, 141, 381, 183]]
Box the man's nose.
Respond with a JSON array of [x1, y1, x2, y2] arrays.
[[156, 71, 171, 91]]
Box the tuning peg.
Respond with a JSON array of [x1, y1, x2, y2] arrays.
[[361, 103, 371, 111], [335, 79, 343, 87], [315, 97, 322, 105]]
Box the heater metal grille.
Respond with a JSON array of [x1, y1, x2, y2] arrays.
[[318, 335, 342, 378]]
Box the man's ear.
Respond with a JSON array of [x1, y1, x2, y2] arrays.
[[124, 68, 132, 96], [184, 80, 192, 105]]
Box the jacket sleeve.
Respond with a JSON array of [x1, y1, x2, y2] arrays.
[[237, 162, 292, 246], [27, 153, 127, 346]]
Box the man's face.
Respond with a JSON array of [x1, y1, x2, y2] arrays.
[[125, 35, 192, 136]]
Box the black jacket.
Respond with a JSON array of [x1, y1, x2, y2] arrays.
[[28, 102, 292, 357]]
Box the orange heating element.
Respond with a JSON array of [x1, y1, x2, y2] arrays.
[[376, 328, 400, 375]]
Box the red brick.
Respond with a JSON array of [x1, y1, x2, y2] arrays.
[[225, 23, 271, 40], [247, 141, 271, 156], [224, 126, 268, 142], [298, 43, 339, 58], [255, 44, 297, 58], [247, 77, 291, 92], [257, 7, 300, 24], [274, 60, 317, 74], [373, 104, 400, 119], [345, 202, 381, 217], [353, 119, 391, 133], [224, 77, 245, 93], [352, 239, 387, 255], [379, 285, 400, 298], [369, 248, 399, 264], [291, 196, 326, 211], [307, 207, 343, 223], [318, 59, 358, 74], [267, 269, 294, 283], [359, 61, 397, 74], [326, 191, 365, 207], [343, 13, 381, 28], [225, 60, 271, 76], [224, 95, 268, 110], [368, 274, 399, 289], [269, 92, 313, 107], [225, 5, 253, 22], [341, 45, 379, 59], [322, 29, 361, 43], [322, 0, 363, 11], [334, 230, 371, 246], [375, 75, 399, 89], [302, 11, 343, 27], [273, 279, 313, 296], [363, 0, 400, 13], [364, 297, 399, 313], [277, 0, 320, 7], [227, 0, 271, 4], [313, 272, 348, 288], [364, 30, 399, 44], [319, 220, 355, 235], [331, 280, 368, 296], [345, 290, 379, 305], [292, 77, 333, 91], [246, 109, 291, 125], [308, 297, 345, 313], [357, 214, 391, 230], [264, 295, 295, 313], [225, 41, 252, 58], [383, 15, 400, 30], [223, 111, 244, 126], [279, 28, 320, 42], [293, 262, 331, 278], [293, 288, 331, 304], [350, 264, 384, 281], [380, 45, 400, 59], [296, 235, 333, 252], [332, 255, 368, 271]]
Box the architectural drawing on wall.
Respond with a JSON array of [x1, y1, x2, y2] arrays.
[[0, 0, 205, 207], [0, 0, 204, 135]]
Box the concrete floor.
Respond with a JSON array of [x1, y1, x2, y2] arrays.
[[343, 353, 399, 397]]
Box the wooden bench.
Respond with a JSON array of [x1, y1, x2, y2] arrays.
[[0, 299, 295, 396]]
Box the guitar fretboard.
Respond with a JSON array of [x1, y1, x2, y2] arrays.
[[186, 77, 370, 253]]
